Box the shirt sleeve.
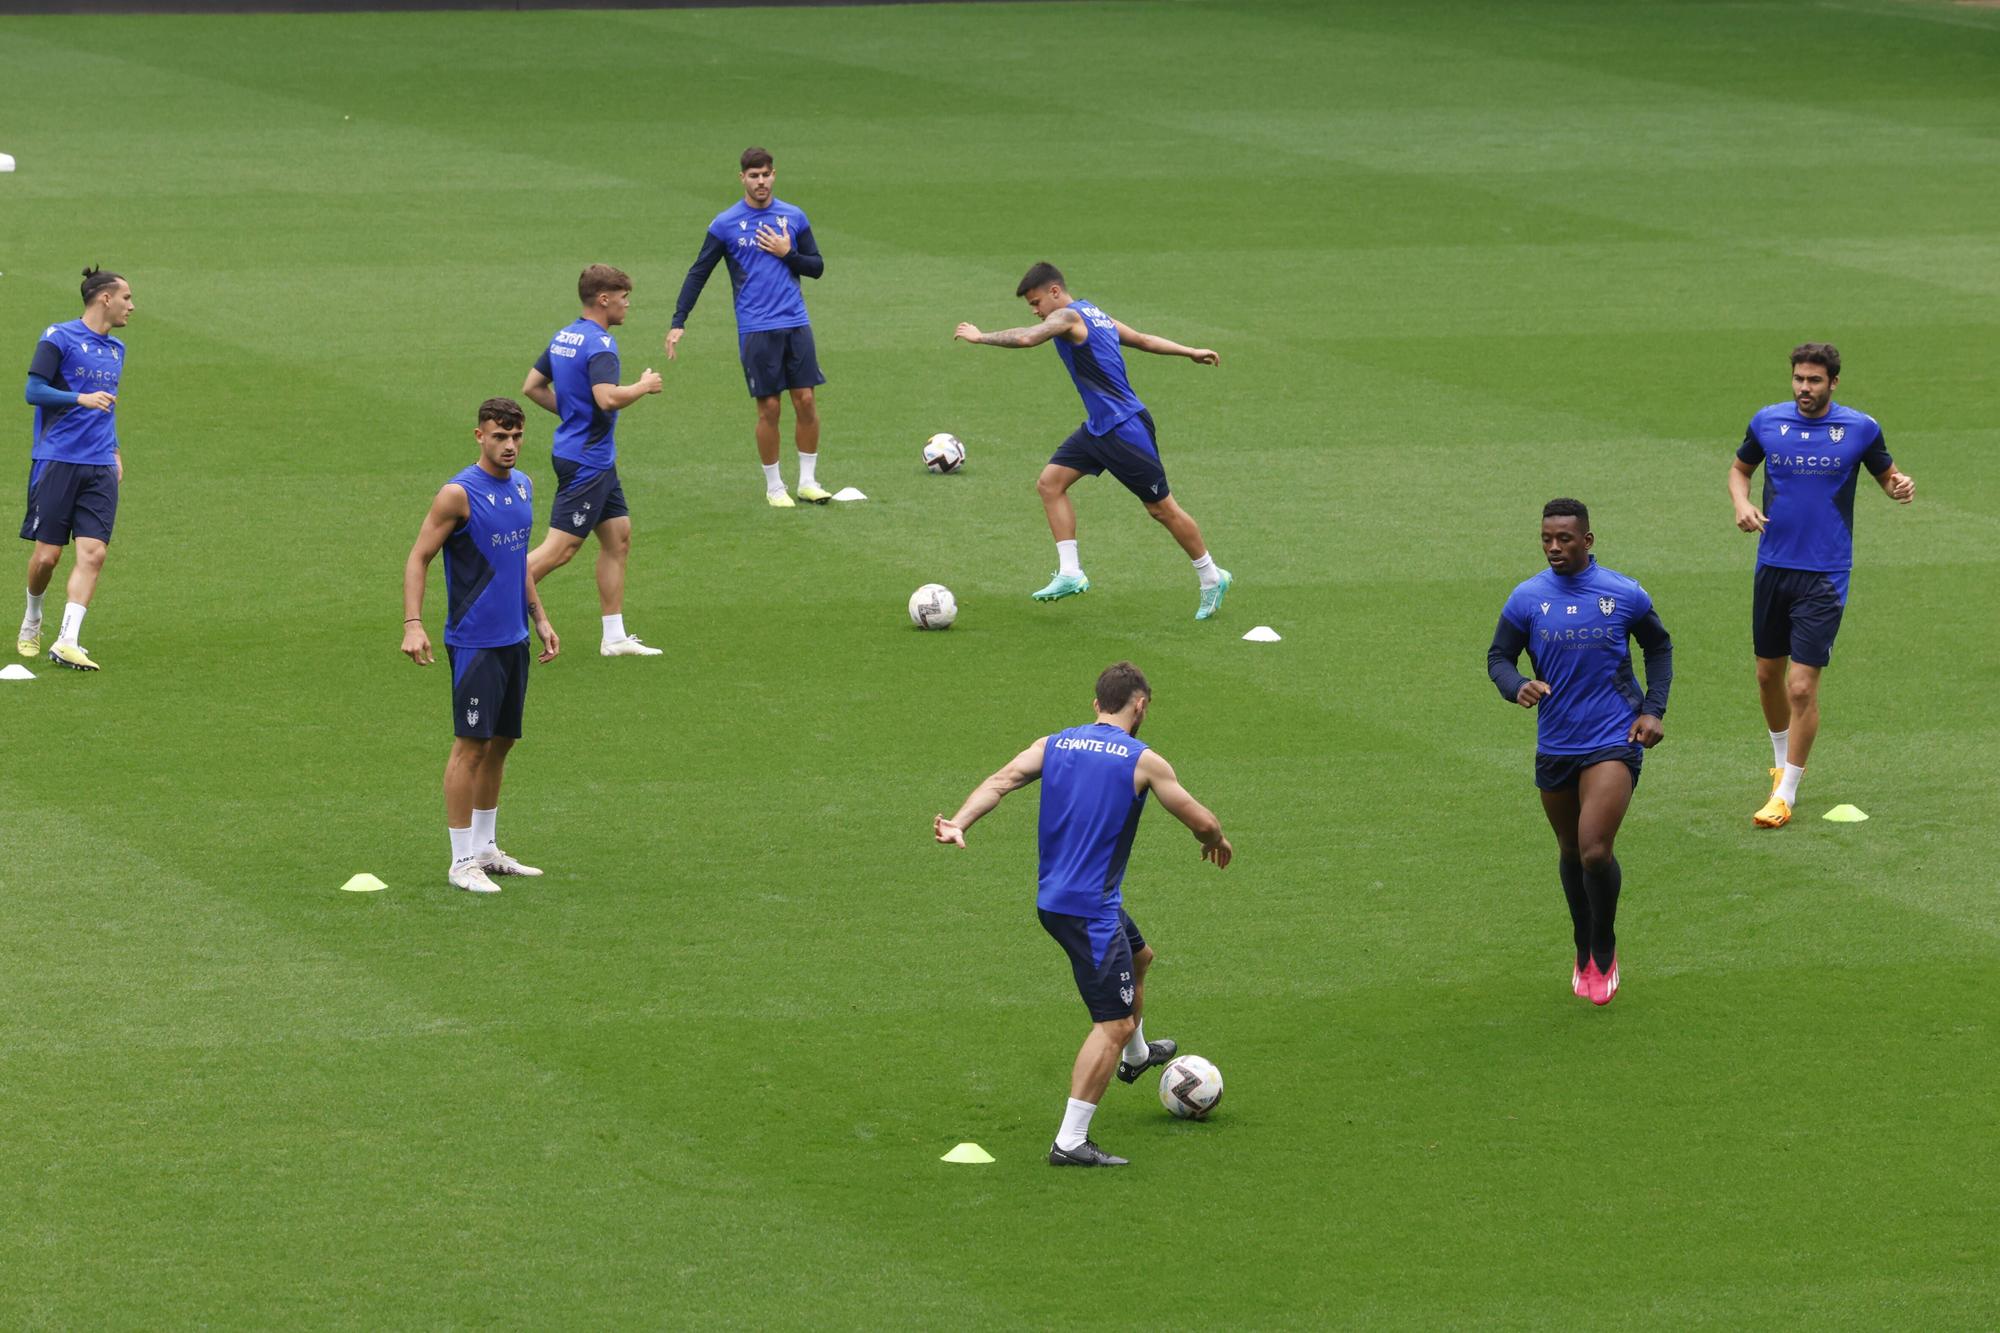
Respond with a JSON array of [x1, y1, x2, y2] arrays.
[[28, 339, 62, 383], [1488, 605, 1532, 703], [1735, 419, 1764, 467], [1859, 425, 1893, 477], [784, 224, 824, 281], [587, 351, 619, 386], [1630, 608, 1674, 719], [24, 372, 75, 408], [672, 230, 728, 329], [532, 349, 553, 378]]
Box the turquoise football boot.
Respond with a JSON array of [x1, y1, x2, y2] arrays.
[[1031, 571, 1091, 602], [1195, 568, 1233, 620]]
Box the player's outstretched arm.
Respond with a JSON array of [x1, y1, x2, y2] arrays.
[[521, 369, 559, 417], [401, 484, 467, 665], [593, 368, 664, 411], [1137, 750, 1232, 867], [1111, 319, 1218, 366], [954, 309, 1079, 350], [935, 738, 1047, 847], [1728, 458, 1767, 532]]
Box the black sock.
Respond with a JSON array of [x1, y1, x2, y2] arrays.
[[1558, 855, 1589, 968], [1583, 855, 1622, 972]]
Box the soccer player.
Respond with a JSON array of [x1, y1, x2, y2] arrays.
[[1729, 343, 1914, 828], [1488, 499, 1673, 1007], [954, 262, 1232, 620], [522, 264, 665, 658], [402, 398, 560, 894], [18, 266, 134, 670], [666, 147, 832, 508], [934, 662, 1233, 1166]]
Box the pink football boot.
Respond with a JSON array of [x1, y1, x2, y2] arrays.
[[1572, 960, 1590, 998], [1588, 955, 1620, 1006]]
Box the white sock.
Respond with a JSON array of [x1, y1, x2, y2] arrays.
[[602, 613, 626, 644], [762, 461, 783, 493], [1055, 1097, 1097, 1151], [58, 601, 85, 645], [1769, 729, 1789, 769], [1776, 763, 1804, 805], [798, 451, 818, 488], [24, 590, 43, 626], [448, 826, 474, 862], [1191, 552, 1219, 590], [471, 807, 497, 853], [1122, 1021, 1150, 1065], [1056, 539, 1082, 577]]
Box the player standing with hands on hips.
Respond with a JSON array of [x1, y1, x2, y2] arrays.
[[19, 266, 133, 671], [1488, 499, 1673, 1006], [403, 399, 560, 894], [934, 662, 1232, 1167], [667, 147, 834, 507], [1728, 343, 1913, 828]]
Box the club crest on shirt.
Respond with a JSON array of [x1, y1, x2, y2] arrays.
[[1830, 426, 1845, 442], [1599, 596, 1616, 616], [515, 483, 528, 501]]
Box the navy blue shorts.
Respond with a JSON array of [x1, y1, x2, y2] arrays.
[[446, 639, 530, 740], [1039, 907, 1147, 1022], [1536, 744, 1642, 792], [548, 457, 628, 539], [740, 325, 824, 399], [1049, 410, 1170, 502], [21, 460, 118, 546], [1753, 564, 1847, 668]]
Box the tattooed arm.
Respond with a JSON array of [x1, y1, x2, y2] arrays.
[[953, 307, 1082, 349]]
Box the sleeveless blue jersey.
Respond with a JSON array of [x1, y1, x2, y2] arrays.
[[1053, 300, 1145, 436], [535, 318, 621, 477], [441, 464, 534, 649], [1037, 722, 1151, 917], [30, 319, 125, 465], [1498, 558, 1656, 754], [1736, 401, 1892, 574]]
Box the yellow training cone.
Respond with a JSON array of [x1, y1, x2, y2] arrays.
[[340, 873, 388, 893], [940, 1143, 995, 1164], [1822, 805, 1868, 823]]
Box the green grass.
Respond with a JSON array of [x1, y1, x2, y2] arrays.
[[2, 0, 1997, 1325]]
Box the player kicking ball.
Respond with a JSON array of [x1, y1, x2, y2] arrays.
[[523, 265, 666, 658], [402, 399, 560, 894], [1488, 499, 1673, 1005], [1728, 343, 1913, 828], [954, 262, 1231, 620], [18, 267, 134, 670], [934, 662, 1232, 1166]]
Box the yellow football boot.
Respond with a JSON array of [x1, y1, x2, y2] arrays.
[[47, 641, 99, 672], [16, 624, 40, 657], [1753, 793, 1791, 828]]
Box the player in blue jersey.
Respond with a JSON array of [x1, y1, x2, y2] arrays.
[[522, 264, 665, 658], [18, 267, 135, 671], [934, 662, 1233, 1166], [402, 399, 561, 894], [667, 147, 834, 508], [955, 262, 1232, 621], [1488, 499, 1673, 1007], [1728, 343, 1914, 829]]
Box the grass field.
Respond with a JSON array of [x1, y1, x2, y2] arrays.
[[2, 0, 1998, 1325]]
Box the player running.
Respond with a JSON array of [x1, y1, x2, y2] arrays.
[[1729, 343, 1913, 828], [523, 264, 665, 658], [1487, 499, 1673, 1007], [934, 662, 1233, 1166], [18, 266, 134, 670], [402, 398, 560, 894], [954, 262, 1230, 620], [667, 147, 833, 508]]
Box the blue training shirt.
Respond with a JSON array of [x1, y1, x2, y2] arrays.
[[1037, 722, 1151, 920], [1737, 401, 1892, 574], [1496, 559, 1661, 755], [534, 319, 622, 477], [28, 319, 124, 465], [442, 464, 534, 650], [1054, 300, 1145, 436], [673, 198, 819, 336]]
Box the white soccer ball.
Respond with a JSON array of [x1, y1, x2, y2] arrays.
[[922, 432, 966, 473], [1159, 1054, 1224, 1119], [908, 583, 957, 630]]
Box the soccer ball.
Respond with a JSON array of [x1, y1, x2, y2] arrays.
[[908, 583, 957, 630], [1158, 1054, 1223, 1119], [922, 433, 966, 473]]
